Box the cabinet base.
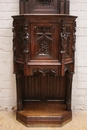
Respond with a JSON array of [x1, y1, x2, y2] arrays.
[[16, 101, 72, 127]]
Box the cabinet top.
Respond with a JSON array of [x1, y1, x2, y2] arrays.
[[12, 14, 77, 20]]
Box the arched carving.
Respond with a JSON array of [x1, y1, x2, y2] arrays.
[[33, 68, 57, 76], [35, 26, 53, 56]]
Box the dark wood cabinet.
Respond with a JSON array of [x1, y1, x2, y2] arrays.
[[12, 0, 77, 127]]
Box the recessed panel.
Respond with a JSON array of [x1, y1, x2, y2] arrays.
[[29, 0, 59, 14], [31, 23, 60, 60]]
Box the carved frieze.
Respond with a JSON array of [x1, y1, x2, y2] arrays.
[[33, 68, 57, 76]]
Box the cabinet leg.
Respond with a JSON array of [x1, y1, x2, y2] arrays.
[[16, 72, 23, 111], [66, 72, 73, 111]]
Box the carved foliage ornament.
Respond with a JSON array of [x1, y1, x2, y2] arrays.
[[61, 20, 71, 57], [73, 21, 76, 51], [18, 23, 29, 54], [23, 23, 29, 54]]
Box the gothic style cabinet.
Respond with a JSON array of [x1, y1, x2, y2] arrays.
[[12, 0, 77, 126]]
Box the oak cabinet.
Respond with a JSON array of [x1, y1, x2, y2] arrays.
[[12, 0, 77, 127]]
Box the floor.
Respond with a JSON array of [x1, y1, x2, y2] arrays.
[[0, 111, 87, 130]]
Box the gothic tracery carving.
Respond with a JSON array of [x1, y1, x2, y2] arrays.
[[36, 0, 53, 6], [33, 68, 57, 76], [35, 26, 53, 56], [18, 23, 29, 54]]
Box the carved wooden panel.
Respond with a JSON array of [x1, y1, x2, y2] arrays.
[[61, 19, 74, 63], [31, 23, 60, 60], [22, 73, 66, 101], [13, 21, 30, 63], [30, 0, 58, 14]]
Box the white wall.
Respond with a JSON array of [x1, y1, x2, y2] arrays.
[[0, 0, 19, 110], [0, 0, 87, 110], [71, 0, 87, 110]]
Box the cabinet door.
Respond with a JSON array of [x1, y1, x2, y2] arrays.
[[30, 23, 60, 62]]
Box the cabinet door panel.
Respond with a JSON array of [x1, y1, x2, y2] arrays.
[[30, 23, 60, 61]]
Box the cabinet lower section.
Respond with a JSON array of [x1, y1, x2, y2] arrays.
[[16, 71, 73, 126], [16, 101, 72, 127]]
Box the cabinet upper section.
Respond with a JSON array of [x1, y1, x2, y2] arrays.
[[19, 0, 70, 14], [12, 14, 77, 76]]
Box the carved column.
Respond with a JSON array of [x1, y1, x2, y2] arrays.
[[60, 19, 66, 76], [16, 71, 23, 111], [23, 22, 30, 63], [66, 71, 73, 111], [23, 21, 30, 75], [12, 22, 17, 74], [72, 21, 76, 72]]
